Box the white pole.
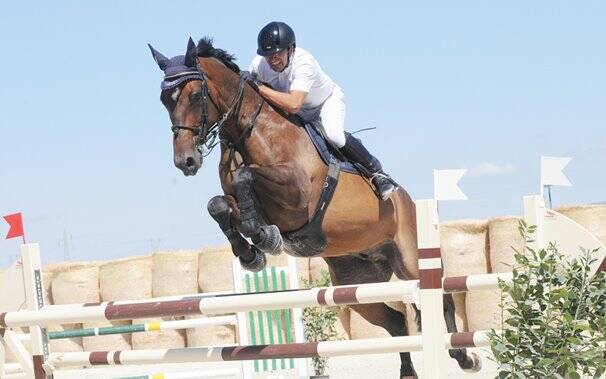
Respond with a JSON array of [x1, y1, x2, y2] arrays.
[[287, 256, 309, 379], [17, 243, 47, 378], [416, 199, 447, 379], [48, 335, 425, 368], [40, 290, 233, 311], [156, 316, 237, 330], [315, 335, 423, 356], [2, 281, 421, 327], [2, 330, 33, 377], [116, 368, 241, 379], [4, 362, 23, 375], [0, 335, 6, 377], [523, 195, 545, 253], [231, 259, 251, 379], [5, 373, 30, 379]]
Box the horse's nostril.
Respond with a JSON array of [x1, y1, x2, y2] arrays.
[[186, 156, 196, 167]]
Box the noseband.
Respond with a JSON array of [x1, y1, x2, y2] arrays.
[[169, 63, 264, 156]]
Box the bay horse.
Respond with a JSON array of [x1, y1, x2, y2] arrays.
[[149, 37, 480, 378]]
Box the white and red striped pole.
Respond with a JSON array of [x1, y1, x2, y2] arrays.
[[416, 198, 447, 379], [416, 168, 468, 378], [0, 281, 421, 328]]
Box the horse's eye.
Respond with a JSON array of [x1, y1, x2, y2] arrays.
[[190, 92, 203, 103]]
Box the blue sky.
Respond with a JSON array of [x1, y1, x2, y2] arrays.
[[1, 1, 605, 265]]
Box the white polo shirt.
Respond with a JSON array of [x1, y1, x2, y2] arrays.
[[249, 47, 336, 120]]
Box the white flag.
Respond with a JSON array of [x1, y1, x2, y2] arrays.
[[434, 169, 468, 201], [541, 156, 572, 188]]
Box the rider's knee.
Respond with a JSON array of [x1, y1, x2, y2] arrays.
[[324, 129, 346, 148]]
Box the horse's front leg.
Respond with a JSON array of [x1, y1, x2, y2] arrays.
[[232, 166, 284, 255], [207, 194, 267, 272]]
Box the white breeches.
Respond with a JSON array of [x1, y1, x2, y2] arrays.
[[316, 86, 347, 148]]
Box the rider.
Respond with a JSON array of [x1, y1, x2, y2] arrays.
[[242, 21, 396, 201]]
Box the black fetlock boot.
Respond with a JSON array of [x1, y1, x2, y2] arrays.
[[339, 133, 397, 201]]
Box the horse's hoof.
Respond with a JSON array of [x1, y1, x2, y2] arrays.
[[239, 247, 266, 272], [256, 225, 283, 255], [461, 352, 482, 373]]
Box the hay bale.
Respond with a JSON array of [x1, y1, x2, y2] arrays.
[[97, 255, 153, 351], [51, 263, 100, 305], [465, 290, 505, 331], [131, 317, 186, 350], [130, 250, 201, 349], [198, 246, 235, 293], [99, 255, 152, 301], [555, 204, 606, 246], [488, 216, 525, 273], [440, 220, 489, 332], [48, 262, 100, 354], [152, 250, 199, 298], [185, 315, 236, 347], [42, 261, 86, 305]]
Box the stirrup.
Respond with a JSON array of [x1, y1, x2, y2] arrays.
[[370, 171, 391, 182], [371, 172, 397, 200]]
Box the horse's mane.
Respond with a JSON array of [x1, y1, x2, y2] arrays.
[[196, 37, 240, 73]]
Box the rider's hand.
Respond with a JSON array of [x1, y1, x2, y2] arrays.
[[240, 71, 262, 91]]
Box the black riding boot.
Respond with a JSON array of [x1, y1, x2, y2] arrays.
[[339, 133, 396, 200]]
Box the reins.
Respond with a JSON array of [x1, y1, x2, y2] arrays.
[[169, 62, 265, 157]]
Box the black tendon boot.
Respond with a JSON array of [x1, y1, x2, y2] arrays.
[[339, 133, 397, 200]]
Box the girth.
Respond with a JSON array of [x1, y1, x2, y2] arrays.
[[281, 157, 341, 257]]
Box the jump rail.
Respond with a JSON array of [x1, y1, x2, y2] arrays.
[[48, 315, 238, 340], [114, 368, 241, 379], [47, 332, 493, 368], [0, 273, 514, 328]]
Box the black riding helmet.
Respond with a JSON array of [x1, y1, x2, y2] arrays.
[[257, 21, 296, 56]]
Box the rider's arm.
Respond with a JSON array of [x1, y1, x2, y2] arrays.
[[257, 86, 308, 114], [257, 58, 314, 114]]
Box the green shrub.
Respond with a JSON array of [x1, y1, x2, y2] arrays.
[[489, 221, 606, 378], [302, 269, 342, 376]]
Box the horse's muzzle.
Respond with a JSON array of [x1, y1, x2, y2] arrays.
[[174, 153, 202, 176]]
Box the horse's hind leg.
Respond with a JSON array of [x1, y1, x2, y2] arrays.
[[444, 293, 481, 372], [207, 195, 266, 272], [325, 256, 418, 379], [349, 303, 417, 379], [232, 167, 283, 255]]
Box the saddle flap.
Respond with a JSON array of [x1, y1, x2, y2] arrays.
[[302, 121, 359, 175]]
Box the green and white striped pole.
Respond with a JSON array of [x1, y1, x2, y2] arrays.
[[48, 315, 237, 340]]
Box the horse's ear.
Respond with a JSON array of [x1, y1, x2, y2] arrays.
[[148, 44, 170, 70], [184, 37, 197, 68]]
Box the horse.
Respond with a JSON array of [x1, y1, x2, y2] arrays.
[[149, 37, 480, 378]]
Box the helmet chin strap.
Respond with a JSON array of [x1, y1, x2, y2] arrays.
[[277, 46, 294, 73]]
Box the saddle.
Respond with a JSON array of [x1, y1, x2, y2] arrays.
[[303, 120, 360, 174]]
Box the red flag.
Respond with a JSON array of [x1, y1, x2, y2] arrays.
[[4, 213, 25, 242]]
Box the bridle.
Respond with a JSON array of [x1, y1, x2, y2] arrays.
[[169, 61, 264, 156]]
